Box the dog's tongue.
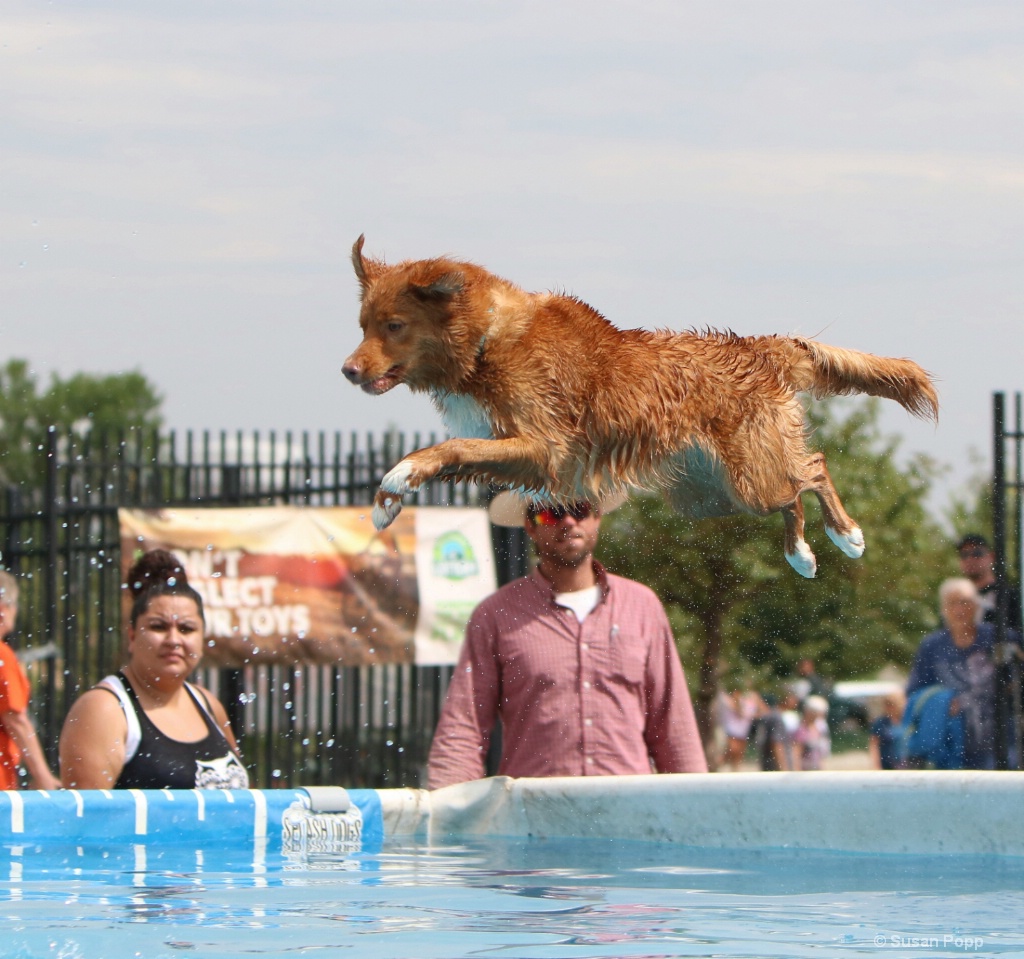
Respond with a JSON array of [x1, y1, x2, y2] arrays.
[[363, 374, 396, 395]]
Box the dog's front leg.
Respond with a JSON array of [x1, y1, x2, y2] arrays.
[[372, 436, 554, 530]]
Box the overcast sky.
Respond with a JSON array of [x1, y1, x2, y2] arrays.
[[3, 1, 1022, 520]]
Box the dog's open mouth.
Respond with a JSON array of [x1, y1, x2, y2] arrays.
[[361, 366, 404, 395]]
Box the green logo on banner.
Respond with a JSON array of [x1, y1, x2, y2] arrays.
[[433, 531, 479, 580], [431, 601, 477, 645]]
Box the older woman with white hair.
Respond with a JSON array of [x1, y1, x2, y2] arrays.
[[905, 577, 1015, 769]]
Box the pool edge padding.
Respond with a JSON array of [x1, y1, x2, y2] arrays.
[[4, 773, 1022, 855], [406, 771, 1024, 855], [0, 787, 384, 850]]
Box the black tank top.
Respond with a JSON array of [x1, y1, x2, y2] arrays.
[[110, 672, 249, 790]]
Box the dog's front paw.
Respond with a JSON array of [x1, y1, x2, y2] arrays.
[[372, 490, 404, 530], [380, 460, 417, 495], [372, 460, 422, 529], [825, 524, 865, 559], [785, 539, 817, 579]]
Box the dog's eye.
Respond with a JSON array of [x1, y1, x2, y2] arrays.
[[386, 320, 404, 333]]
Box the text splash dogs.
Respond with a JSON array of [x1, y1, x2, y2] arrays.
[[341, 236, 937, 577]]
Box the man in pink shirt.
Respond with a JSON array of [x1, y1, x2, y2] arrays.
[[427, 493, 707, 788]]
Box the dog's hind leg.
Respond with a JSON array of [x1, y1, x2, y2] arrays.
[[782, 498, 817, 579], [803, 452, 865, 559]]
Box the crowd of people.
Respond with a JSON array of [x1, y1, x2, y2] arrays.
[[0, 506, 1020, 790], [715, 532, 1023, 773], [715, 679, 833, 772]]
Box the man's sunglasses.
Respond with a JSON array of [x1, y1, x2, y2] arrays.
[[529, 503, 594, 526], [959, 548, 988, 559]]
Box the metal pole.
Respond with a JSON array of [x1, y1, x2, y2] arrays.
[[993, 393, 1011, 769], [42, 427, 60, 749], [1015, 394, 1023, 767]]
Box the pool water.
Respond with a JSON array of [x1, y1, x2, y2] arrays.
[[3, 837, 1022, 958]]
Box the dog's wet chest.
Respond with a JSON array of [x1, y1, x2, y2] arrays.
[[665, 445, 738, 518], [432, 391, 495, 439]]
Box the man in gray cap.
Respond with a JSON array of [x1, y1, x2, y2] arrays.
[[427, 492, 706, 788]]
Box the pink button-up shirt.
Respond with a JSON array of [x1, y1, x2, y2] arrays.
[[428, 564, 707, 788]]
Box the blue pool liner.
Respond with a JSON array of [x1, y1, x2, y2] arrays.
[[0, 787, 383, 850]]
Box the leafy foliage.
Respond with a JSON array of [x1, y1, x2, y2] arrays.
[[0, 359, 162, 490], [597, 398, 953, 747]]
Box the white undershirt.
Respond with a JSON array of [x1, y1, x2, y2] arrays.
[[554, 585, 601, 623]]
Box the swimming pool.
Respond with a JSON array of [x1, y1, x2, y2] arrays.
[[2, 774, 1022, 958]]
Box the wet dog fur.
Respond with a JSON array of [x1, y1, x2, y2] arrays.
[[341, 236, 938, 577]]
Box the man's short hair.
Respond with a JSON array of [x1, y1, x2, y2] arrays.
[[0, 570, 19, 607], [956, 533, 990, 553]]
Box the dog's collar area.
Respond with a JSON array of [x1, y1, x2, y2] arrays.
[[475, 306, 498, 362]]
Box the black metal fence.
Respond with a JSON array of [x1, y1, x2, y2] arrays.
[[992, 392, 1023, 769], [1, 427, 528, 789]]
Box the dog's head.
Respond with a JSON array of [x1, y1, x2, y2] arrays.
[[342, 235, 468, 395]]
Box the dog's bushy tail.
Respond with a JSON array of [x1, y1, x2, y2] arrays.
[[788, 337, 939, 420]]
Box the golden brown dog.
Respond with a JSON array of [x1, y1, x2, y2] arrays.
[[342, 236, 937, 577]]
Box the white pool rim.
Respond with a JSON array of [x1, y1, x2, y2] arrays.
[[2, 772, 1020, 856], [384, 771, 1024, 856]]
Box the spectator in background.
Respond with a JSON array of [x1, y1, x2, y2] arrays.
[[793, 657, 867, 731], [715, 683, 758, 771], [794, 658, 830, 700], [795, 695, 831, 770], [0, 571, 61, 790], [869, 691, 907, 770], [956, 534, 1022, 632], [751, 694, 793, 771], [905, 578, 1019, 769], [60, 550, 249, 789], [427, 492, 707, 788]]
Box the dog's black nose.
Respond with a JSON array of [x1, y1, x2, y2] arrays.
[[341, 360, 361, 384]]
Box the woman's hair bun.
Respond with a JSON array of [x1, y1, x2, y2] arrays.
[[126, 549, 189, 598]]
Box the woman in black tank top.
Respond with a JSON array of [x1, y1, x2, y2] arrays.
[[109, 671, 249, 789], [59, 551, 249, 790]]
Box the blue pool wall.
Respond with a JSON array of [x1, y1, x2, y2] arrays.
[[0, 786, 383, 849], [2, 772, 1021, 856]]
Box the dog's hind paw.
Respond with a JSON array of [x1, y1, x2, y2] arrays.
[[372, 491, 403, 530], [826, 525, 865, 559], [785, 540, 817, 579]]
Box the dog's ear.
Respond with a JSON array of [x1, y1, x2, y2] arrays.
[[351, 234, 386, 292], [409, 272, 464, 301]]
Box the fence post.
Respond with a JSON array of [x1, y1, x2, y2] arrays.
[[220, 463, 245, 741], [3, 486, 21, 573], [992, 392, 1014, 769], [43, 428, 59, 660], [41, 427, 61, 745]]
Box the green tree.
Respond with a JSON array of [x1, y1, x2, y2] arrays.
[[0, 359, 162, 490], [598, 398, 951, 753]]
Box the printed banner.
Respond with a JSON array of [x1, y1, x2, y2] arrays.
[[118, 506, 496, 667]]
